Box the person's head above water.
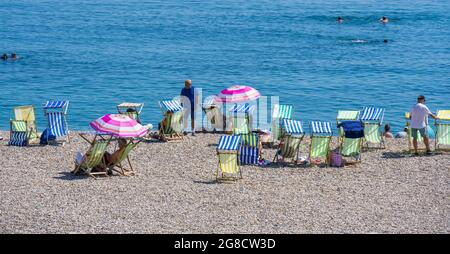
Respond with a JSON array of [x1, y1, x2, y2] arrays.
[[337, 16, 343, 23], [381, 16, 388, 23], [384, 124, 391, 132], [383, 39, 388, 43], [11, 52, 17, 59]]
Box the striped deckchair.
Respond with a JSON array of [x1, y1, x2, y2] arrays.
[[8, 120, 29, 146], [13, 105, 39, 140], [72, 137, 110, 179], [359, 107, 385, 149], [336, 110, 359, 137], [273, 119, 305, 164], [239, 133, 261, 165], [202, 97, 224, 132], [43, 100, 70, 144], [230, 103, 255, 135], [158, 99, 184, 141], [338, 120, 363, 163], [435, 110, 450, 151], [405, 112, 425, 152], [309, 121, 333, 165], [117, 102, 144, 123], [272, 104, 293, 142], [107, 140, 140, 176], [216, 135, 242, 181]]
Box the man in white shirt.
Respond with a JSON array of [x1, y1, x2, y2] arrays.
[[410, 95, 438, 155]]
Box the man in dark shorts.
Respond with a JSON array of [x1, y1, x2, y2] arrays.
[[180, 79, 199, 136]]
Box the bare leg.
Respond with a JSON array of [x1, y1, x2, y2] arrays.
[[413, 138, 418, 154], [191, 115, 195, 132], [424, 136, 431, 151]]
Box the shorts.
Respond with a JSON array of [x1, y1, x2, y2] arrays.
[[411, 127, 428, 139]]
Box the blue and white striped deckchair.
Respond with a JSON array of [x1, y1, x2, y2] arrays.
[[239, 133, 260, 165], [359, 107, 385, 148], [117, 102, 144, 122], [273, 119, 305, 164], [309, 121, 333, 165], [230, 103, 256, 135], [43, 100, 70, 144], [158, 99, 184, 140], [8, 120, 28, 146], [272, 104, 294, 141], [216, 135, 242, 180]]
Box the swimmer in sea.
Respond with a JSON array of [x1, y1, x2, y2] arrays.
[[1, 53, 7, 60], [337, 16, 343, 24], [11, 52, 17, 60], [380, 16, 388, 24], [383, 39, 388, 43]]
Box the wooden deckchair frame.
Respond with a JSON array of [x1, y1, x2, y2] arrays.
[[273, 134, 305, 165], [107, 138, 142, 176], [72, 133, 112, 179], [158, 110, 184, 141], [216, 149, 242, 181]]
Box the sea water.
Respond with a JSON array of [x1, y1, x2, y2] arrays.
[[1, 0, 449, 133]]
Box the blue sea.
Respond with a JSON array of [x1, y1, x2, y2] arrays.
[[1, 0, 449, 133]]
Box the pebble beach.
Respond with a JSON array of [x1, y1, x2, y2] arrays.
[[0, 131, 448, 233]]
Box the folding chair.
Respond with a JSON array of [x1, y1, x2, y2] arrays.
[[230, 103, 256, 135], [8, 120, 29, 146], [43, 100, 70, 144], [239, 133, 261, 165], [107, 139, 140, 176], [158, 99, 184, 141], [359, 107, 385, 149], [117, 102, 144, 123], [337, 120, 364, 163], [309, 121, 333, 165], [202, 97, 225, 132], [73, 133, 111, 179], [272, 104, 293, 142], [273, 119, 305, 164], [336, 110, 359, 138], [216, 135, 242, 181], [435, 110, 450, 151]]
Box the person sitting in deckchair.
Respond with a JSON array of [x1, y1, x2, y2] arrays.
[[104, 138, 128, 167], [75, 150, 107, 173]]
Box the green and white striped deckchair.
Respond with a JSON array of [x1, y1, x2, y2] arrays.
[[108, 140, 140, 176], [216, 135, 242, 181], [10, 105, 39, 143], [405, 112, 425, 152], [272, 104, 293, 141], [230, 103, 255, 135], [117, 102, 144, 123], [336, 110, 359, 137], [72, 137, 110, 179], [273, 119, 305, 164], [309, 121, 333, 165], [158, 100, 184, 141], [435, 110, 450, 151], [359, 107, 385, 149], [338, 120, 363, 163]]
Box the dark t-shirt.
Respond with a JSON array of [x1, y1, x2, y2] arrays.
[[180, 87, 196, 109]]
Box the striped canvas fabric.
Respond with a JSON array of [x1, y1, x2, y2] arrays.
[[159, 100, 183, 112], [117, 102, 143, 108], [336, 110, 359, 121], [230, 103, 255, 113], [239, 146, 259, 164], [47, 112, 68, 137], [272, 104, 293, 119], [43, 101, 68, 109], [359, 107, 384, 121], [217, 135, 241, 151], [8, 132, 27, 146], [14, 106, 36, 122], [12, 121, 27, 132], [239, 133, 259, 165], [218, 154, 239, 174], [282, 119, 304, 134], [310, 121, 332, 134], [341, 138, 361, 157], [84, 141, 109, 170], [437, 110, 450, 120], [436, 124, 450, 146]]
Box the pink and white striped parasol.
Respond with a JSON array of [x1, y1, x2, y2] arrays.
[[214, 85, 260, 103], [90, 114, 148, 138]]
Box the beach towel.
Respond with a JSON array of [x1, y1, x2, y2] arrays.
[[337, 121, 364, 139]]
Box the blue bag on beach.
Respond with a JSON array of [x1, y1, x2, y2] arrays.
[[40, 128, 56, 145]]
